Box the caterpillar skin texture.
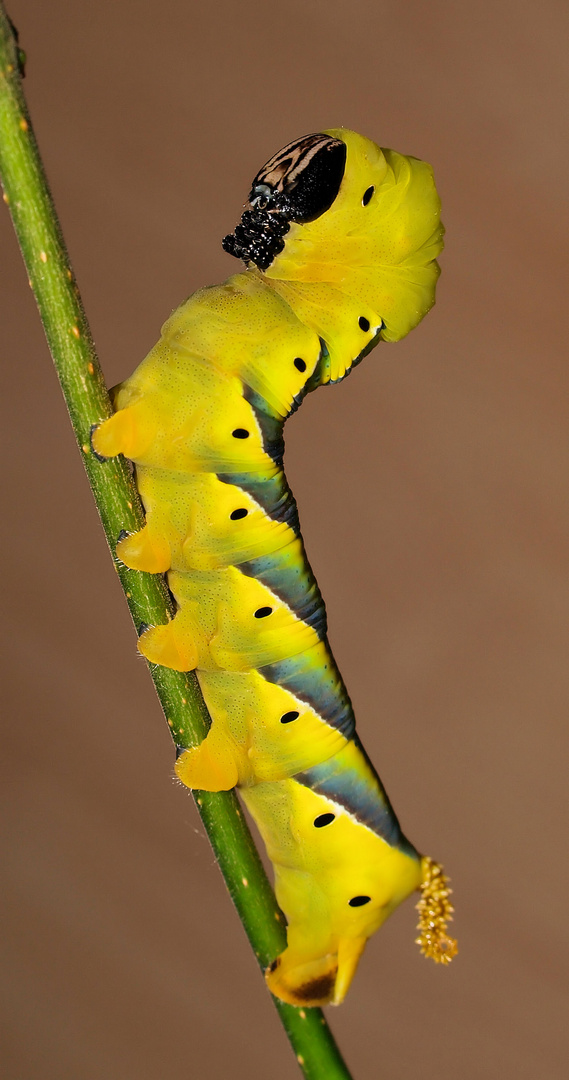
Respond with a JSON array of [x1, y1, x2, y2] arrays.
[[94, 129, 450, 1006]]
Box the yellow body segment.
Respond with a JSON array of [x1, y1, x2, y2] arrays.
[[177, 668, 348, 788], [93, 128, 455, 1006], [137, 563, 321, 673], [162, 271, 322, 418], [241, 745, 423, 1006]]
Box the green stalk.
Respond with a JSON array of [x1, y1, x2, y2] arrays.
[[0, 9, 353, 1078]]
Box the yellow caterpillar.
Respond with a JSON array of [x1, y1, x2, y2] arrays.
[[93, 129, 457, 1006]]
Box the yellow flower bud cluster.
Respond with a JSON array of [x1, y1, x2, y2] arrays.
[[416, 856, 458, 964]]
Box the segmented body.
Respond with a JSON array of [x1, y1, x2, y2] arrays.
[[93, 129, 456, 1006]]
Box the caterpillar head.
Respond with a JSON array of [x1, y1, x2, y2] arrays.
[[222, 133, 347, 271], [223, 128, 444, 347]]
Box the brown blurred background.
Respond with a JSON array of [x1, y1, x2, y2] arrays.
[[1, 1, 568, 1077]]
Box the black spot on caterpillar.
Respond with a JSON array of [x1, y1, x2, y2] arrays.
[[280, 711, 299, 724], [314, 813, 335, 828]]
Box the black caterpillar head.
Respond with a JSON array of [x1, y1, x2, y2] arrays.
[[222, 133, 347, 271]]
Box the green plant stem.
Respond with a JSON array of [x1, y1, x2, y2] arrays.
[[0, 10, 353, 1079]]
